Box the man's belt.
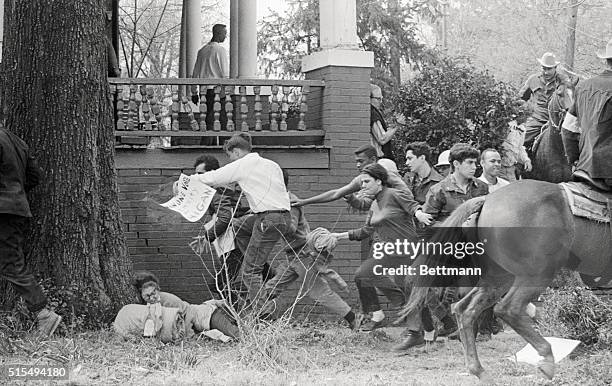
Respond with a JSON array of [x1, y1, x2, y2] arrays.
[[257, 209, 289, 215]]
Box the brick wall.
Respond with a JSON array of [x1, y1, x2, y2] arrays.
[[117, 165, 372, 313]]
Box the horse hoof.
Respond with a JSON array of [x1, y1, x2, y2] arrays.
[[469, 365, 485, 380], [476, 370, 494, 385], [537, 358, 555, 380]]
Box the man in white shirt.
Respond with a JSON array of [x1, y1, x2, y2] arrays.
[[192, 24, 230, 132], [478, 148, 510, 193], [190, 133, 292, 309]]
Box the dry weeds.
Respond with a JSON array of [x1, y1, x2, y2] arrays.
[[1, 320, 611, 385]]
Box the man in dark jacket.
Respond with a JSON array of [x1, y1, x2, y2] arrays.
[[0, 127, 61, 336], [370, 84, 396, 160], [562, 38, 612, 190]]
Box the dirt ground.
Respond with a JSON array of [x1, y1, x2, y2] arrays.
[[1, 322, 611, 386]]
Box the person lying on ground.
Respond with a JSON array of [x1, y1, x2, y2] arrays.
[[130, 270, 240, 340]]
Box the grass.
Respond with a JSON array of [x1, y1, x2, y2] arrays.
[[1, 320, 611, 385]]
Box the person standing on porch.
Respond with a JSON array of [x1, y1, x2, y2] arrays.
[[192, 24, 229, 133], [188, 133, 292, 312]]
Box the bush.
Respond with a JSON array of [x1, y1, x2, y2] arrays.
[[537, 287, 612, 350], [392, 54, 527, 164]]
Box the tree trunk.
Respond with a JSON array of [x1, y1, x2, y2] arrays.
[[387, 0, 401, 85], [565, 1, 579, 70], [1, 0, 135, 311]]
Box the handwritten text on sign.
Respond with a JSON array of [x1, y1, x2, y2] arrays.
[[161, 174, 216, 222]]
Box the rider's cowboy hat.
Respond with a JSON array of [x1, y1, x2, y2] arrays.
[[596, 38, 612, 59], [536, 52, 560, 68]]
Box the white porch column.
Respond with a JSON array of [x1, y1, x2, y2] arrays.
[[230, 0, 240, 78], [319, 0, 359, 50], [0, 3, 4, 57], [178, 3, 187, 78], [302, 0, 372, 73], [237, 0, 257, 78], [184, 0, 202, 77]]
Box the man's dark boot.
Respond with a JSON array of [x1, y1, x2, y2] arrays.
[[491, 316, 504, 335], [392, 330, 425, 352]]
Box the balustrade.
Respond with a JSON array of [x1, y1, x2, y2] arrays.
[[109, 78, 324, 148]]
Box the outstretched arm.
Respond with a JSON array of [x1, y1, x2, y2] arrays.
[[330, 211, 374, 241], [292, 181, 360, 207]]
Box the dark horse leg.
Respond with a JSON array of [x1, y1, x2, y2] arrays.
[[495, 278, 555, 379], [451, 278, 509, 381]]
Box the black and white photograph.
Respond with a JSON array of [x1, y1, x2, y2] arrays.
[[0, 0, 611, 384]]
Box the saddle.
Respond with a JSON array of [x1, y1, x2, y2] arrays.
[[559, 180, 612, 223], [559, 181, 612, 288]]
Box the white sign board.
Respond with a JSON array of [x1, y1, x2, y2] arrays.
[[161, 174, 216, 222], [204, 215, 236, 256]]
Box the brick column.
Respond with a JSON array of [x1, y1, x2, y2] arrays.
[[301, 49, 374, 309], [303, 50, 374, 174]]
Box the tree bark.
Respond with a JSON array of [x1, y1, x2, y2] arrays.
[[565, 1, 579, 70], [1, 0, 135, 310], [387, 0, 402, 85]]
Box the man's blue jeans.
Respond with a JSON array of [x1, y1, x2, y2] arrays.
[[233, 211, 292, 307]]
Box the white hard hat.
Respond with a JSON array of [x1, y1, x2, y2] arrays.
[[435, 150, 450, 167]]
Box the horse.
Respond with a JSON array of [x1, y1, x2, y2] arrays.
[[402, 180, 611, 381], [530, 69, 577, 182]]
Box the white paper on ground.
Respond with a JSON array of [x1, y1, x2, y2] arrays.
[[509, 337, 581, 365], [161, 174, 216, 222], [201, 329, 232, 342]]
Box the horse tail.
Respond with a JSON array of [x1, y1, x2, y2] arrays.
[[400, 196, 487, 319]]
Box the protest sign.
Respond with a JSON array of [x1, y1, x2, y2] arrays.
[[161, 174, 216, 222]]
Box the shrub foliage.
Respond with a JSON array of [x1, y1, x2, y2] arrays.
[[392, 55, 527, 161], [537, 287, 612, 350]]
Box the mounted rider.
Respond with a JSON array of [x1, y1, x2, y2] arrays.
[[562, 38, 612, 191], [520, 52, 572, 154]]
